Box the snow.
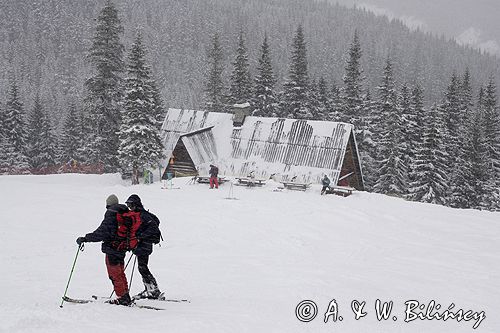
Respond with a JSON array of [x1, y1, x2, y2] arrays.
[[0, 173, 498, 333]]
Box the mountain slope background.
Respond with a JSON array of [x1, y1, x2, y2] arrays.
[[0, 0, 499, 128], [0, 173, 498, 332]]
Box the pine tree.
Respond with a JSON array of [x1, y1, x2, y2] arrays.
[[119, 34, 164, 185], [204, 33, 226, 113], [440, 73, 463, 203], [399, 83, 412, 171], [327, 82, 342, 122], [315, 77, 330, 120], [0, 105, 13, 174], [252, 34, 277, 117], [374, 59, 407, 195], [229, 30, 252, 105], [482, 78, 500, 209], [59, 102, 83, 167], [84, 1, 125, 172], [4, 80, 30, 174], [406, 84, 426, 188], [341, 30, 363, 125], [357, 88, 378, 190], [448, 70, 476, 208], [26, 96, 56, 173], [408, 104, 449, 205], [467, 87, 490, 209], [280, 25, 311, 119]]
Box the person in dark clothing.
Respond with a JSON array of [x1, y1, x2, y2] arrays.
[[209, 164, 219, 189], [76, 194, 132, 306], [125, 194, 163, 300], [321, 175, 331, 195]]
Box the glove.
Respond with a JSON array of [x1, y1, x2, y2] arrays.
[[76, 236, 87, 245]]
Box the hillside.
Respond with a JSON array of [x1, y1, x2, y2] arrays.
[[0, 0, 499, 122], [0, 174, 498, 332]]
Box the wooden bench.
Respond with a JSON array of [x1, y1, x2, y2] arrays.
[[326, 186, 354, 197], [281, 182, 311, 191], [234, 177, 266, 187], [195, 176, 228, 184]]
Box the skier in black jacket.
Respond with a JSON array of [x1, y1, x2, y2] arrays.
[[76, 194, 132, 305], [125, 194, 163, 300]]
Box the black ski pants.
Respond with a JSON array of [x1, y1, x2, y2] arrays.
[[137, 254, 158, 287]]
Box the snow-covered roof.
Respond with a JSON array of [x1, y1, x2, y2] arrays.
[[160, 108, 360, 184]]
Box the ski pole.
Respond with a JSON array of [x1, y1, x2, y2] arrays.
[[60, 244, 84, 308], [129, 255, 137, 290], [109, 252, 135, 298]]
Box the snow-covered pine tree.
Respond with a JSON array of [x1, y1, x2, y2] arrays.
[[204, 33, 226, 113], [229, 30, 252, 106], [341, 30, 363, 126], [399, 83, 413, 173], [279, 25, 311, 119], [315, 77, 330, 120], [119, 34, 164, 185], [467, 87, 490, 209], [406, 83, 425, 186], [0, 104, 13, 174], [357, 88, 378, 190], [441, 73, 462, 200], [482, 78, 500, 209], [252, 34, 277, 117], [308, 78, 320, 120], [460, 68, 474, 123], [327, 82, 342, 122], [26, 95, 56, 174], [58, 102, 83, 168], [448, 70, 476, 208], [373, 59, 408, 196], [4, 80, 30, 174], [84, 1, 125, 173], [407, 104, 449, 205]]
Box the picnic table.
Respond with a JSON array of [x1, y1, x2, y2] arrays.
[[326, 186, 355, 197], [280, 181, 311, 191], [234, 177, 266, 187], [195, 176, 228, 184]]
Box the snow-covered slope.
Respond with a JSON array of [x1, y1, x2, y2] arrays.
[[0, 174, 498, 333]]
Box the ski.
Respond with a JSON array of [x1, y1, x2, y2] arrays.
[[131, 292, 190, 303], [62, 296, 165, 310], [91, 294, 190, 303]]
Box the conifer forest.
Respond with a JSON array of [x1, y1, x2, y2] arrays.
[[0, 0, 499, 210]]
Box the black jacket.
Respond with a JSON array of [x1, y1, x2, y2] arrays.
[[133, 209, 162, 256], [209, 166, 218, 178], [84, 203, 130, 256]]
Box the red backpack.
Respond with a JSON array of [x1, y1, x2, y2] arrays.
[[114, 211, 142, 251]]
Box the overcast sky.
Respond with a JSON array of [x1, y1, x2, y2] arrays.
[[332, 0, 500, 56]]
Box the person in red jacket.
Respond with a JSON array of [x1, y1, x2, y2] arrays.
[[76, 194, 132, 306], [209, 164, 219, 189]]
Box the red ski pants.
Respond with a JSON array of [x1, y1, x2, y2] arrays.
[[210, 176, 219, 189], [105, 254, 129, 297]]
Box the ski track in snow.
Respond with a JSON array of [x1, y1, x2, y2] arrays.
[[0, 173, 498, 333]]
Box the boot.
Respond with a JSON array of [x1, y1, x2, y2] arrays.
[[134, 282, 162, 300], [107, 292, 133, 306]]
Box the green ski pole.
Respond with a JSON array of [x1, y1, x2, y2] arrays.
[[60, 244, 84, 308]]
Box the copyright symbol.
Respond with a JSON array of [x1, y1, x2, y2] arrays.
[[295, 300, 318, 322]]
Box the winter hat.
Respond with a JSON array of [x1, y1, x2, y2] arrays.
[[106, 194, 119, 207], [125, 194, 142, 207]]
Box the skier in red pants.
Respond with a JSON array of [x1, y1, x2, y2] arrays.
[[76, 194, 132, 306], [209, 164, 219, 189]]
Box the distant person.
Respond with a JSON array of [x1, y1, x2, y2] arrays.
[[125, 194, 164, 300], [76, 195, 132, 306], [321, 175, 331, 195], [209, 164, 219, 189]]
